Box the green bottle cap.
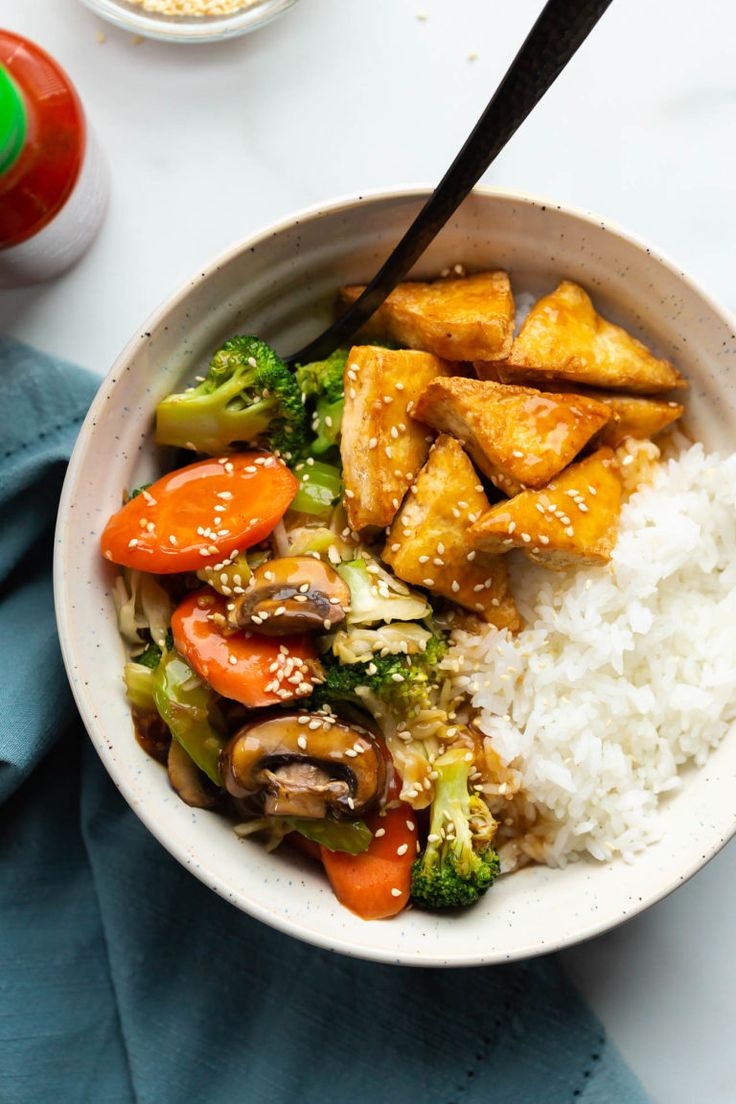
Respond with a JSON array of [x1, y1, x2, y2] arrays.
[[0, 65, 27, 176]]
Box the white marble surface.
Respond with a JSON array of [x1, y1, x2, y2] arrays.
[[1, 0, 735, 1099]]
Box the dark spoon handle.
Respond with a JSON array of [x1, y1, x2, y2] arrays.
[[287, 0, 614, 365]]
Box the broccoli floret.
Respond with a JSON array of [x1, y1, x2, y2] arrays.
[[127, 482, 152, 501], [155, 336, 308, 462], [410, 747, 500, 910], [295, 348, 348, 456], [310, 633, 447, 717], [296, 347, 347, 404]]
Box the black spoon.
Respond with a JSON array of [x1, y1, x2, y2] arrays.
[[285, 0, 614, 366]]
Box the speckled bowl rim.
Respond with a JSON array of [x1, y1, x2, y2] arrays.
[[55, 185, 736, 966]]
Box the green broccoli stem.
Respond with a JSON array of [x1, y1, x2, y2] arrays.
[[426, 750, 474, 875], [156, 389, 276, 455]]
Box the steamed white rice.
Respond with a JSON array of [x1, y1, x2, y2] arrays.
[[448, 442, 736, 870]]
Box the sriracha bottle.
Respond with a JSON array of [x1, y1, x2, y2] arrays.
[[0, 31, 108, 288]]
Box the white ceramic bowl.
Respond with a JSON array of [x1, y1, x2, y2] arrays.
[[55, 187, 736, 966], [80, 0, 298, 44]]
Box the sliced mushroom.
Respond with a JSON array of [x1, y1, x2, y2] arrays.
[[167, 738, 221, 809], [220, 711, 386, 820], [229, 556, 350, 636]]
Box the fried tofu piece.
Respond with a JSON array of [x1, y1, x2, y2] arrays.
[[481, 281, 686, 394], [469, 448, 622, 569], [383, 435, 520, 629], [413, 377, 611, 496], [340, 345, 450, 531], [339, 271, 515, 361], [591, 392, 684, 447]]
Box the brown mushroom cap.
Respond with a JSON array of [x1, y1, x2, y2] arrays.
[[220, 711, 386, 820], [229, 556, 351, 636]]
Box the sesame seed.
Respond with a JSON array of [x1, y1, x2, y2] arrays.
[[418, 554, 429, 563], [297, 735, 307, 750], [391, 673, 405, 682], [588, 485, 598, 495], [392, 497, 399, 508], [521, 532, 531, 543], [345, 748, 358, 758], [578, 502, 589, 512], [344, 489, 355, 498], [508, 522, 516, 534], [390, 888, 402, 898], [565, 526, 575, 537], [308, 719, 322, 730], [466, 550, 476, 561], [128, 538, 139, 548], [396, 843, 408, 856], [368, 437, 378, 450], [228, 655, 237, 666], [422, 578, 435, 586], [451, 580, 460, 592], [382, 395, 393, 405]]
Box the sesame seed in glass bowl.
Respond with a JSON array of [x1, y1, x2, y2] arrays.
[[80, 0, 299, 44]]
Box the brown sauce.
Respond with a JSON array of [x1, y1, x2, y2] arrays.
[[133, 709, 171, 764]]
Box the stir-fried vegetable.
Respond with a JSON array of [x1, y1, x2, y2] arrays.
[[285, 817, 372, 855], [320, 803, 417, 919], [410, 747, 500, 910], [290, 459, 343, 517], [296, 347, 348, 456], [151, 649, 227, 784], [310, 634, 447, 716], [155, 336, 308, 460], [337, 558, 431, 625], [171, 590, 321, 708], [101, 453, 297, 573]]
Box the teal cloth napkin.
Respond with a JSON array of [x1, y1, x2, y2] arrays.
[[0, 336, 649, 1104]]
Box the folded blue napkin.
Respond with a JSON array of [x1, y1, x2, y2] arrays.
[[0, 336, 649, 1104]]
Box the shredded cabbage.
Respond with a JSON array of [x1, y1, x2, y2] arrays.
[[112, 569, 172, 649]]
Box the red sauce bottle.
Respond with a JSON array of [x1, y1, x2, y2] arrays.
[[0, 32, 108, 288]]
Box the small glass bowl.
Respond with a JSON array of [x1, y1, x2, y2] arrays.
[[80, 0, 298, 44]]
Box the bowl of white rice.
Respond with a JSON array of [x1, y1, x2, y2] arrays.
[[55, 187, 736, 964]]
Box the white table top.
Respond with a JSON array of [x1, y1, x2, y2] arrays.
[[2, 1, 735, 1099]]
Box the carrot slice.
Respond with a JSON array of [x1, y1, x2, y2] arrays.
[[320, 803, 417, 920], [171, 591, 319, 708], [101, 452, 297, 574]]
